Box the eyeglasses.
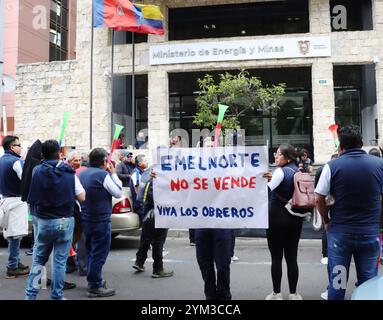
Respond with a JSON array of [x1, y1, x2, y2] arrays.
[[11, 144, 21, 148], [126, 154, 133, 158]]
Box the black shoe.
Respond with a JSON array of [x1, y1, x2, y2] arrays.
[[45, 279, 75, 290], [87, 283, 115, 298], [152, 269, 174, 278], [5, 267, 29, 279], [18, 263, 30, 271], [25, 249, 33, 256], [63, 282, 76, 290], [132, 264, 145, 273]]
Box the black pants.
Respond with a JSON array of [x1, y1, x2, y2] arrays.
[[195, 229, 232, 300], [322, 229, 328, 258], [135, 217, 168, 272], [189, 229, 195, 243], [231, 230, 236, 258], [266, 202, 303, 294]]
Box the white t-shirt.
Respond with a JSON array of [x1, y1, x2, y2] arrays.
[[267, 167, 285, 191], [314, 164, 331, 196]]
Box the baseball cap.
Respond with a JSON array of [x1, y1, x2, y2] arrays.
[[122, 150, 133, 157]]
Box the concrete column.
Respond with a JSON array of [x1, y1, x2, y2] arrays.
[[312, 59, 336, 164], [372, 0, 383, 32], [375, 61, 383, 142], [309, 0, 331, 34], [147, 69, 169, 152]]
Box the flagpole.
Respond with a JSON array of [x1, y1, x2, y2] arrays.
[[90, 3, 94, 149], [111, 29, 115, 144], [131, 31, 135, 149], [131, 0, 136, 149]]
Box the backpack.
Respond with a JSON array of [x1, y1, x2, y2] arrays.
[[290, 170, 316, 210], [276, 167, 315, 217]]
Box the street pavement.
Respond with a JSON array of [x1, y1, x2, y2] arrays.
[[0, 234, 379, 300]]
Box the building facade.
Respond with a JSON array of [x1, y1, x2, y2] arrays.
[[2, 0, 76, 135], [14, 0, 383, 163]]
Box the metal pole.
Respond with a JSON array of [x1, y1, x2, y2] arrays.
[[90, 3, 94, 149], [2, 106, 6, 136], [111, 29, 115, 142], [131, 32, 135, 148], [0, 0, 5, 136]]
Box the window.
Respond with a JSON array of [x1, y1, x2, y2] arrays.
[[330, 0, 373, 31], [112, 75, 148, 146], [169, 0, 309, 41], [334, 89, 361, 127], [169, 68, 313, 161], [113, 31, 148, 45], [50, 0, 69, 61]]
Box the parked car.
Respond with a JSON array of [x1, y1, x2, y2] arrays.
[[110, 189, 140, 237]]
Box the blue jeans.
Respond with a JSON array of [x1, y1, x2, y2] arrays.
[[195, 229, 232, 300], [82, 220, 111, 289], [327, 231, 380, 300], [25, 217, 74, 300], [7, 236, 22, 269]]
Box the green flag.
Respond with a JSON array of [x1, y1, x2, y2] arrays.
[[59, 111, 71, 146], [217, 104, 229, 124], [113, 124, 124, 141]]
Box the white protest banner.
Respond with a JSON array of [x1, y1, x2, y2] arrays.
[[152, 146, 269, 229]]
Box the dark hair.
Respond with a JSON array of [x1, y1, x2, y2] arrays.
[[299, 148, 309, 158], [338, 125, 363, 150], [89, 148, 108, 167], [278, 144, 297, 163], [41, 140, 60, 160], [135, 154, 146, 166], [368, 148, 381, 158], [3, 136, 19, 151]]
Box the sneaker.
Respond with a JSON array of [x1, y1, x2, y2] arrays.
[[132, 264, 145, 273], [321, 257, 328, 265], [190, 242, 196, 246], [63, 282, 76, 290], [18, 263, 29, 271], [288, 293, 303, 300], [25, 249, 33, 256], [320, 290, 328, 300], [231, 256, 239, 262], [5, 267, 29, 279], [152, 269, 174, 278], [87, 283, 115, 298], [265, 292, 283, 300]]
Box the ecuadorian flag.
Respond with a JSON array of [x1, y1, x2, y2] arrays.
[[93, 0, 165, 35]]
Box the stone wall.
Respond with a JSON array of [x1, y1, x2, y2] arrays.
[[14, 0, 383, 163]]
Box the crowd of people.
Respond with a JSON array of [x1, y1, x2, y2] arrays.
[[0, 124, 382, 300]]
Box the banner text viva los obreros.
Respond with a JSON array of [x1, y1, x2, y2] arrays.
[[153, 146, 269, 229]]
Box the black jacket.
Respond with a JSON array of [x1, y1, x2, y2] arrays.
[[116, 161, 135, 187], [21, 139, 42, 202]]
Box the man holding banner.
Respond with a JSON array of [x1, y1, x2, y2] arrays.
[[153, 144, 269, 299]]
